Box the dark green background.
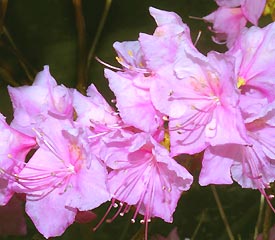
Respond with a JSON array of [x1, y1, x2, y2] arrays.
[[0, 1, 273, 239]]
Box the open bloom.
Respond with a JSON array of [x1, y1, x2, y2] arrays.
[[199, 103, 275, 201], [100, 130, 193, 240], [227, 21, 275, 119], [204, 0, 266, 47], [105, 7, 195, 134], [12, 117, 110, 238], [105, 40, 164, 134], [0, 113, 36, 205], [151, 49, 248, 155], [8, 65, 74, 136]]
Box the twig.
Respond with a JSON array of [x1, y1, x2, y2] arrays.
[[254, 194, 265, 240], [0, 66, 19, 86], [211, 185, 235, 240], [0, 0, 8, 34], [191, 209, 207, 240], [3, 26, 35, 83], [73, 0, 88, 94], [263, 202, 272, 240], [87, 0, 112, 70]]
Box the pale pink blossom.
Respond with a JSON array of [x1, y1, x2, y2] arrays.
[[151, 50, 248, 155], [204, 0, 266, 47], [12, 117, 110, 238], [199, 103, 275, 200], [105, 7, 195, 134], [8, 65, 74, 136], [227, 22, 275, 119], [0, 113, 36, 205], [100, 131, 193, 240]]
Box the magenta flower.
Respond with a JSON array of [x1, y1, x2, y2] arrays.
[[204, 7, 247, 47], [227, 21, 275, 117], [8, 65, 74, 136], [104, 40, 164, 134], [0, 113, 36, 205], [100, 131, 193, 240], [12, 117, 110, 238], [104, 7, 194, 134], [152, 50, 248, 155], [139, 7, 194, 71], [73, 83, 120, 128], [204, 0, 266, 47], [199, 103, 275, 200]]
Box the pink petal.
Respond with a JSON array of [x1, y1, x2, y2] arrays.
[[199, 145, 235, 186], [25, 188, 77, 238], [241, 0, 266, 25]]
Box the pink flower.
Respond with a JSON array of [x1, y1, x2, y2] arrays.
[[152, 50, 248, 155], [0, 113, 36, 205], [12, 117, 110, 238], [204, 7, 247, 47], [73, 83, 123, 158], [199, 103, 275, 199], [139, 7, 195, 71], [204, 0, 266, 47], [8, 66, 74, 136], [104, 39, 164, 135], [105, 7, 195, 134], [100, 131, 193, 240], [73, 83, 120, 128], [227, 21, 275, 118]]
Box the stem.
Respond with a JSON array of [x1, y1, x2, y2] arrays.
[[0, 0, 8, 33], [254, 194, 265, 240], [0, 66, 19, 86], [263, 203, 272, 240], [191, 209, 207, 240], [3, 26, 35, 83], [118, 213, 133, 240], [87, 0, 112, 70], [73, 0, 87, 94], [211, 185, 235, 240]]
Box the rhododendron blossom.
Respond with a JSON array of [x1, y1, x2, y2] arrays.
[[8, 66, 74, 136], [100, 131, 193, 240], [199, 103, 275, 201], [152, 49, 248, 155], [204, 0, 266, 47], [1, 3, 275, 240], [12, 117, 110, 238], [0, 113, 36, 205], [227, 21, 275, 111]]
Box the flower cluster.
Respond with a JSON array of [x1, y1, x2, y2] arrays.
[[1, 2, 275, 239]]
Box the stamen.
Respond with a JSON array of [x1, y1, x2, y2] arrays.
[[95, 56, 122, 71], [93, 199, 115, 232], [194, 31, 202, 46]]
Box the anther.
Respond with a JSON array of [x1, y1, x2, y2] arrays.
[[162, 116, 169, 121], [113, 203, 119, 208]]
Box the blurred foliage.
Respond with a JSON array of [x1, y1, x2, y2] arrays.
[[0, 0, 274, 239]]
